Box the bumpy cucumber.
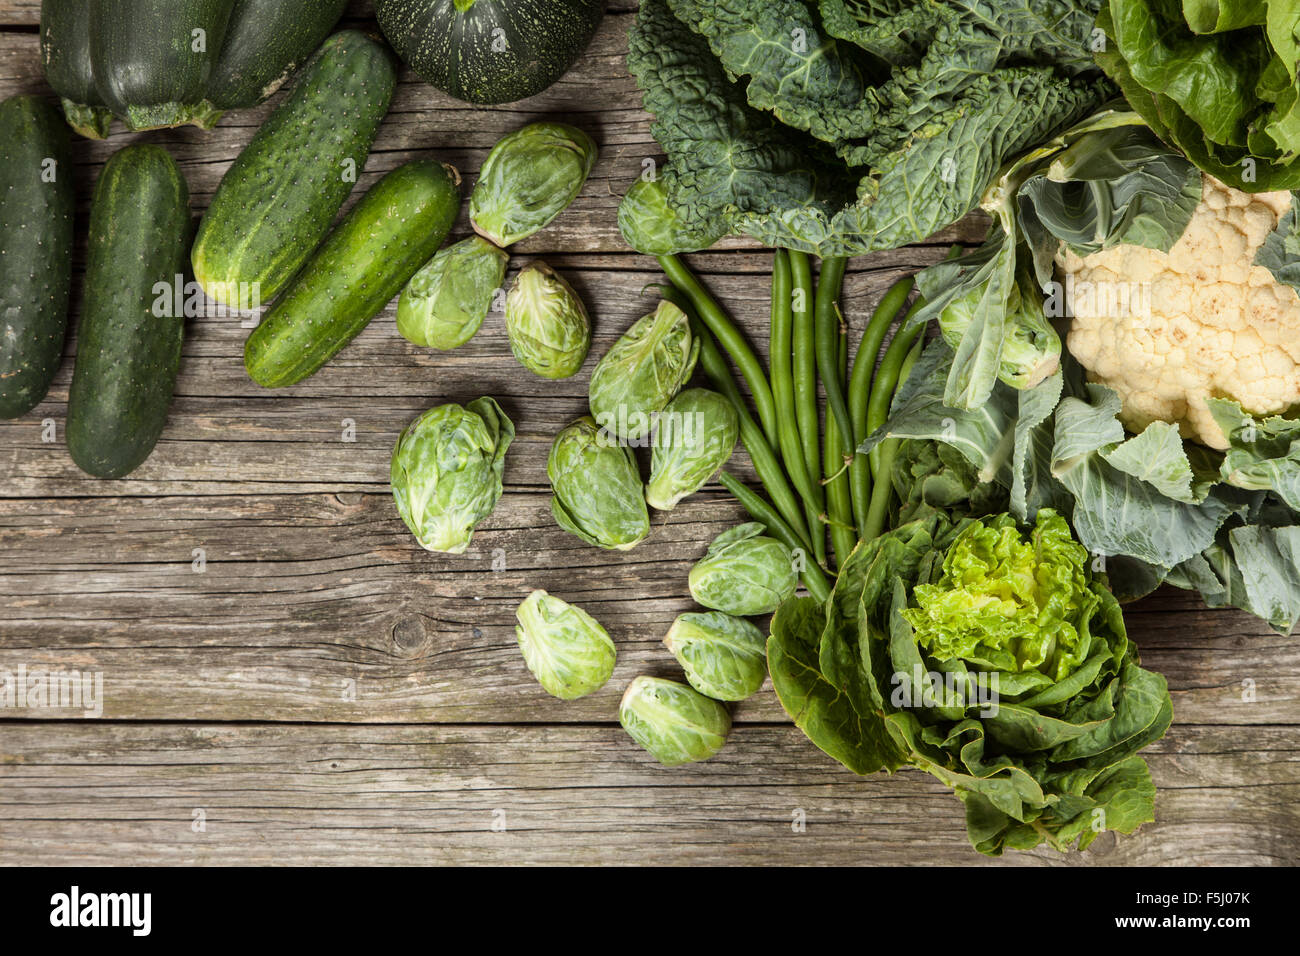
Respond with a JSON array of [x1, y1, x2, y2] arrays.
[[192, 30, 396, 307], [66, 145, 191, 478], [244, 160, 461, 388], [0, 96, 75, 419]]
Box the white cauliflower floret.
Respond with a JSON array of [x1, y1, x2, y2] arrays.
[[1061, 175, 1300, 450]]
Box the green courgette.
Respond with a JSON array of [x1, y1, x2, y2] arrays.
[[67, 145, 191, 479], [207, 0, 350, 109], [244, 160, 461, 388], [0, 96, 75, 419], [193, 30, 397, 307], [376, 0, 605, 105]]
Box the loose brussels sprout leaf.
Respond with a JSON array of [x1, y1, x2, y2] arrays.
[[505, 261, 591, 379], [688, 522, 798, 616], [397, 237, 510, 350], [548, 416, 650, 551], [618, 177, 728, 255], [619, 675, 731, 766], [664, 611, 766, 701], [589, 299, 699, 441], [469, 122, 597, 247], [515, 590, 616, 700], [646, 388, 738, 510], [391, 397, 514, 554]]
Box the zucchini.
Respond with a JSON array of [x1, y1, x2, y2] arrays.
[[39, 0, 346, 137], [192, 31, 397, 307], [0, 96, 75, 419], [88, 0, 237, 132], [38, 1, 112, 139], [67, 145, 191, 479], [207, 0, 350, 109], [245, 160, 461, 388], [376, 0, 605, 105]]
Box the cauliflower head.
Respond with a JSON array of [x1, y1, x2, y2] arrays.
[[1061, 175, 1300, 450]]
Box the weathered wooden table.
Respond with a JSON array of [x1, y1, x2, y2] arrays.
[[1, 1, 1297, 866]]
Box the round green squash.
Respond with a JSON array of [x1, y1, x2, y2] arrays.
[[376, 0, 605, 105]]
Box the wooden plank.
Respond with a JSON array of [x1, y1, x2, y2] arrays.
[[1, 489, 1296, 723], [0, 723, 1294, 866]]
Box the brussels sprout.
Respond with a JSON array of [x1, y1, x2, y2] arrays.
[[664, 611, 766, 701], [619, 675, 731, 766], [548, 416, 650, 551], [505, 262, 591, 379], [589, 300, 699, 442], [397, 237, 510, 350], [618, 177, 728, 255], [469, 123, 597, 248], [645, 388, 738, 511], [688, 523, 798, 616], [515, 590, 616, 700], [391, 397, 514, 554]]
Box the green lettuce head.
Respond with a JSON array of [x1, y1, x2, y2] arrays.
[[619, 675, 731, 766], [515, 590, 616, 700], [548, 416, 650, 551], [589, 299, 699, 442], [646, 388, 738, 511], [390, 398, 514, 554], [618, 177, 728, 255], [469, 122, 597, 247], [664, 611, 766, 701], [397, 237, 509, 351], [768, 509, 1174, 856], [688, 523, 798, 616], [505, 262, 591, 379]]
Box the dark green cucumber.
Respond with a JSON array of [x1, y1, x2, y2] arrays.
[[245, 160, 461, 388], [192, 30, 396, 307], [0, 96, 75, 419], [88, 0, 237, 131], [207, 0, 348, 109], [67, 145, 191, 479], [39, 0, 113, 139]]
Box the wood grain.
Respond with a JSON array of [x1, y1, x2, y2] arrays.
[[0, 0, 1296, 866]]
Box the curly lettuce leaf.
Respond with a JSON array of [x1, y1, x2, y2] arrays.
[[1096, 1, 1300, 191]]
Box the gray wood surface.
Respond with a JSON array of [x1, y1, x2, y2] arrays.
[[0, 1, 1296, 866]]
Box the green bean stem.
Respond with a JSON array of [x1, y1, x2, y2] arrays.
[[862, 327, 928, 542], [814, 256, 854, 469], [674, 302, 815, 555], [768, 250, 827, 567], [719, 472, 831, 603], [823, 406, 856, 571], [789, 252, 821, 509], [865, 301, 927, 481], [847, 276, 916, 534], [658, 254, 780, 453]]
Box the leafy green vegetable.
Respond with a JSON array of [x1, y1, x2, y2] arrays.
[[588, 299, 699, 441], [767, 508, 1173, 855], [470, 123, 597, 247], [619, 675, 731, 766], [1255, 191, 1300, 293], [1096, 0, 1300, 192], [664, 610, 767, 701], [397, 237, 509, 350], [618, 177, 729, 255], [548, 416, 651, 551], [627, 0, 1113, 256], [646, 388, 739, 511], [505, 262, 591, 379], [868, 338, 1300, 633], [913, 110, 1201, 408], [391, 397, 514, 554], [515, 589, 616, 699], [688, 522, 797, 616]]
